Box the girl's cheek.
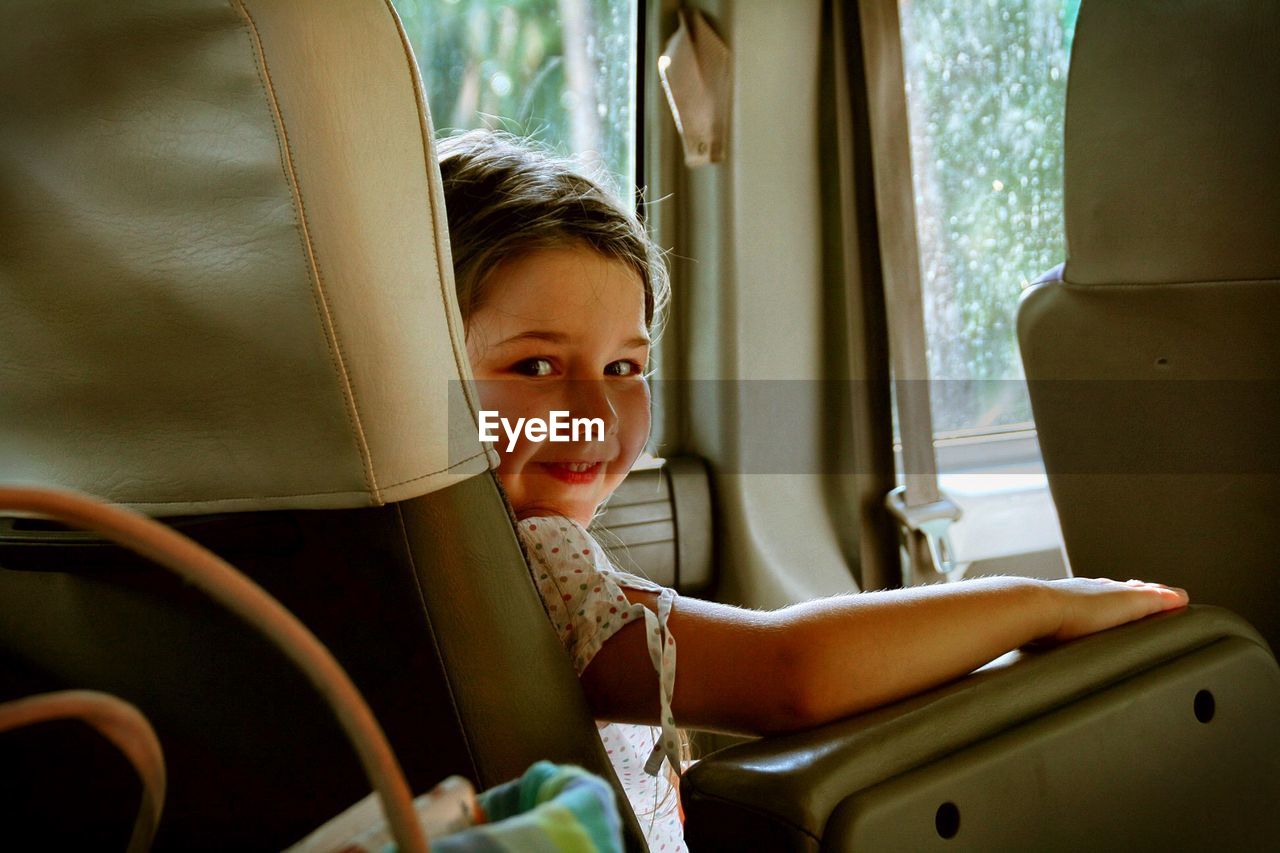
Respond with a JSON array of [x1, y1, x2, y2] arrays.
[[619, 383, 652, 440]]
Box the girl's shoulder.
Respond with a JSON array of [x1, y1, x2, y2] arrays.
[[516, 515, 663, 594], [516, 515, 593, 550]]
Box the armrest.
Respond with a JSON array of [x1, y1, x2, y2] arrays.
[[681, 605, 1280, 851]]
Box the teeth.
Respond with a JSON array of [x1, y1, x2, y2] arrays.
[[559, 462, 595, 473]]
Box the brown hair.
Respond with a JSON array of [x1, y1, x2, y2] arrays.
[[436, 130, 668, 335]]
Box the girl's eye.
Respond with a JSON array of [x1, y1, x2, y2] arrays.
[[513, 357, 555, 377], [605, 360, 643, 377]]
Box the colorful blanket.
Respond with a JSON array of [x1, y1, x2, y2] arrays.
[[439, 761, 623, 853], [290, 761, 623, 853]]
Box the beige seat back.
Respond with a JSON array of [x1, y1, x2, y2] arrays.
[[0, 1, 644, 848], [1018, 0, 1280, 653]]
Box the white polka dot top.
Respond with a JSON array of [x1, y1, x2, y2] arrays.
[[518, 516, 687, 852]]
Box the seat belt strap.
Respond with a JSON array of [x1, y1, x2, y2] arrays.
[[856, 0, 962, 584]]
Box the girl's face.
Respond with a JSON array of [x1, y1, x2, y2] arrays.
[[466, 245, 651, 525]]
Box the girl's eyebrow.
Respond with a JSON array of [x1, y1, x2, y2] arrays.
[[493, 330, 568, 347], [494, 330, 651, 349]]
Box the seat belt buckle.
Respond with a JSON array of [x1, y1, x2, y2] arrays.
[[885, 487, 966, 584]]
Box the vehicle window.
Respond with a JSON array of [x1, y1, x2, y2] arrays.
[[899, 0, 1081, 437], [394, 0, 639, 195]]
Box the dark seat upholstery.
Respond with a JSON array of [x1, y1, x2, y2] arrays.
[[0, 472, 650, 851]]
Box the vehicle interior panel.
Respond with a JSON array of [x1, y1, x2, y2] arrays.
[[824, 633, 1278, 851], [681, 606, 1279, 851]]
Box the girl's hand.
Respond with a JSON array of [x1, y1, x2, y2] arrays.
[[1042, 578, 1189, 644]]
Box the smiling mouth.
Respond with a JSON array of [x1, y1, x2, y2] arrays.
[[538, 461, 604, 484]]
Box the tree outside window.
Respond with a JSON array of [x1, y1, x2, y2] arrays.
[[395, 0, 637, 196]]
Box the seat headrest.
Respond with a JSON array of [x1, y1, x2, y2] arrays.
[[1063, 0, 1280, 285], [0, 0, 496, 515]]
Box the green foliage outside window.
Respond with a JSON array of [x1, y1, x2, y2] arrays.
[[901, 0, 1081, 433], [394, 0, 636, 196]]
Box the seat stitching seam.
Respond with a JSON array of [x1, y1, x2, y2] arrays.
[[380, 450, 490, 489], [230, 0, 381, 500]]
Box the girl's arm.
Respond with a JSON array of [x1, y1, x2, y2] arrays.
[[579, 576, 1188, 735]]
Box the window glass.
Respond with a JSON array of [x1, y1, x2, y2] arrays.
[[899, 0, 1081, 436], [394, 0, 638, 195]]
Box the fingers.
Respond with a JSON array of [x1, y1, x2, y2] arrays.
[[1141, 583, 1190, 611], [1118, 578, 1189, 602], [1114, 578, 1190, 616]]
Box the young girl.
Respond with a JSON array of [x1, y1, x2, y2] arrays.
[[436, 131, 1189, 851]]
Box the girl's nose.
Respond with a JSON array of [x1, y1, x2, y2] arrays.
[[569, 380, 620, 439]]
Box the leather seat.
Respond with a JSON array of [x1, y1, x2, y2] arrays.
[[1018, 0, 1280, 654], [0, 1, 645, 848]]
